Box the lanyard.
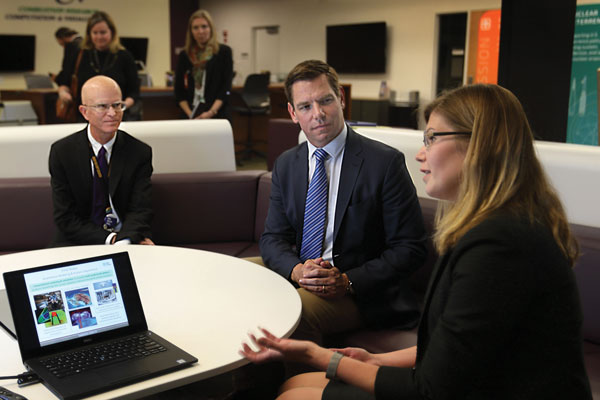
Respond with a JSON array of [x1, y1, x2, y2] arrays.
[[88, 142, 111, 179]]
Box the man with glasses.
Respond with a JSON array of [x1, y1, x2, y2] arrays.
[[260, 60, 427, 347], [49, 75, 153, 246]]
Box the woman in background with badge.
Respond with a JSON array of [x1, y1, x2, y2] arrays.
[[174, 9, 233, 121]]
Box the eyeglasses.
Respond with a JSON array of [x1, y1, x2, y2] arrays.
[[423, 130, 471, 148], [82, 102, 127, 113]]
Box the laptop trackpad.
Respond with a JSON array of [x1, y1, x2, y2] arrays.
[[93, 364, 150, 384]]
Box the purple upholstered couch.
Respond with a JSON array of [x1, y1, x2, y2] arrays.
[[0, 171, 270, 256]]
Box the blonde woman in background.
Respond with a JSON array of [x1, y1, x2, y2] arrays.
[[174, 9, 233, 120]]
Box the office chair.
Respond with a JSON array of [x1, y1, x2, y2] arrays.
[[24, 74, 55, 89], [231, 72, 271, 161]]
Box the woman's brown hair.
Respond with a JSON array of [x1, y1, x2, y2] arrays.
[[81, 11, 124, 53], [184, 9, 220, 56], [426, 84, 578, 266]]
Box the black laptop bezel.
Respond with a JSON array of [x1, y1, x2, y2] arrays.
[[3, 251, 148, 362]]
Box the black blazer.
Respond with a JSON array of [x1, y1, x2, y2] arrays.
[[260, 127, 427, 327], [374, 213, 592, 399], [55, 36, 83, 86], [49, 128, 153, 246], [57, 48, 140, 105], [174, 44, 233, 120]]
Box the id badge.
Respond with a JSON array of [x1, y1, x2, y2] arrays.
[[103, 207, 118, 232]]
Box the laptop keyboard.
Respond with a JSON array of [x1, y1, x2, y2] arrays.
[[41, 334, 167, 378]]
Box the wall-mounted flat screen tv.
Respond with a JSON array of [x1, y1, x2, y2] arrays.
[[120, 37, 148, 66], [0, 35, 35, 72], [326, 22, 387, 74]]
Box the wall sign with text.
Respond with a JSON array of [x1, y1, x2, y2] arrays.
[[567, 4, 600, 146]]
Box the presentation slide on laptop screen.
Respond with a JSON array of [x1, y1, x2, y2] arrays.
[[23, 258, 129, 347]]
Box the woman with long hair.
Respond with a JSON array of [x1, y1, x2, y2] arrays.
[[241, 84, 592, 399], [56, 11, 140, 120], [174, 9, 233, 120]]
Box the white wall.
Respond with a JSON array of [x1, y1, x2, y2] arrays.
[[0, 0, 170, 90], [204, 0, 500, 105]]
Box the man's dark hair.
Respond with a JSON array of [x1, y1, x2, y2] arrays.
[[55, 27, 78, 39], [284, 60, 341, 107]]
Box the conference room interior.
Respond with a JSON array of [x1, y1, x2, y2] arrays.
[[2, 0, 592, 145], [1, 0, 600, 399]]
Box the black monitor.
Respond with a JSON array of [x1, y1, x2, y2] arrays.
[[326, 22, 387, 74], [120, 37, 148, 67], [0, 35, 35, 72]]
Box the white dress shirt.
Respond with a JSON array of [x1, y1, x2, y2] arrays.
[[87, 127, 130, 245]]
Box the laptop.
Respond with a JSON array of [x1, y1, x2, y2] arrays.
[[3, 252, 198, 400]]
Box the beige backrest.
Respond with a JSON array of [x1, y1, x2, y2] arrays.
[[0, 119, 236, 178]]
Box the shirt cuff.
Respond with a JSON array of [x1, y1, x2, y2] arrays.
[[105, 233, 131, 245], [105, 232, 117, 245]]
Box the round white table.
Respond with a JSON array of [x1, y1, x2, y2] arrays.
[[0, 245, 301, 399]]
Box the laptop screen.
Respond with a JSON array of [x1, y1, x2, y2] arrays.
[[23, 257, 129, 347], [4, 252, 148, 361]]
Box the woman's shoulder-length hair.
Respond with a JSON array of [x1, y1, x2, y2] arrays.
[[428, 84, 578, 266]]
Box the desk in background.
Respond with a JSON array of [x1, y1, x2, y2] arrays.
[[0, 245, 301, 400], [351, 98, 418, 129], [1, 84, 353, 162], [139, 87, 181, 120], [0, 89, 60, 125], [0, 88, 182, 125]]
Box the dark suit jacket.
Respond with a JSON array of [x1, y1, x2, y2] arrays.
[[260, 127, 427, 327], [55, 36, 82, 86], [374, 213, 592, 399], [174, 44, 233, 120], [49, 128, 153, 246]]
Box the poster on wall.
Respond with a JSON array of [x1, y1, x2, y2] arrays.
[[466, 9, 501, 85], [567, 4, 600, 146], [474, 10, 501, 84]]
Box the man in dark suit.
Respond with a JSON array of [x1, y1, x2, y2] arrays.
[[49, 75, 153, 246], [260, 60, 427, 344]]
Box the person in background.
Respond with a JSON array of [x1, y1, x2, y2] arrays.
[[52, 27, 83, 83], [55, 27, 81, 48], [49, 76, 153, 247], [174, 9, 233, 120], [260, 60, 427, 348], [242, 84, 592, 399], [56, 11, 141, 121]]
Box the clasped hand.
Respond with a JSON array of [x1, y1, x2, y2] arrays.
[[291, 258, 347, 299]]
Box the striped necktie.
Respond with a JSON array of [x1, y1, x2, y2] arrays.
[[300, 148, 329, 261]]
